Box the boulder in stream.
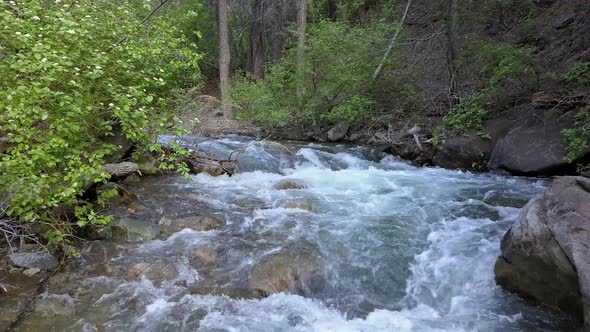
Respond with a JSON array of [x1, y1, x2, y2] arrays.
[[249, 250, 323, 295], [273, 179, 307, 190], [495, 176, 590, 327], [433, 134, 491, 170], [158, 215, 223, 237], [327, 122, 349, 142], [110, 217, 159, 242]]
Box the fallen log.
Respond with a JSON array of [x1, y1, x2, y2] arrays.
[[184, 153, 239, 177]]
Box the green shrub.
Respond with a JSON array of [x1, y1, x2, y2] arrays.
[[444, 43, 537, 133], [0, 0, 201, 245], [232, 20, 387, 126], [562, 62, 590, 172], [564, 62, 590, 87], [445, 91, 490, 132], [324, 95, 375, 123]]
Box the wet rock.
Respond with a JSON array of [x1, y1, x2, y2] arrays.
[[103, 162, 140, 178], [127, 261, 178, 282], [386, 140, 434, 166], [23, 268, 41, 277], [433, 134, 491, 171], [102, 128, 133, 163], [249, 250, 323, 295], [99, 182, 137, 206], [0, 271, 46, 330], [127, 262, 150, 279], [122, 174, 141, 184], [34, 294, 75, 317], [110, 217, 159, 242], [189, 286, 267, 299], [495, 176, 590, 327], [236, 141, 294, 173], [327, 122, 349, 142], [159, 215, 223, 236], [8, 250, 59, 271], [252, 140, 292, 155], [136, 153, 160, 176], [79, 241, 119, 265], [273, 179, 307, 190], [281, 200, 314, 211], [192, 248, 217, 265]]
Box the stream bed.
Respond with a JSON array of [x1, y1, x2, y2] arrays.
[[15, 136, 577, 331]]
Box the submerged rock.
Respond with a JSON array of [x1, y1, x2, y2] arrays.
[[249, 250, 323, 295], [273, 179, 307, 190], [495, 176, 590, 327], [192, 248, 217, 265], [281, 201, 314, 211], [79, 241, 119, 265], [189, 286, 267, 299], [127, 261, 179, 282], [110, 217, 159, 242], [158, 215, 223, 237]]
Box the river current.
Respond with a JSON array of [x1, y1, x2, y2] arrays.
[[15, 136, 576, 331]]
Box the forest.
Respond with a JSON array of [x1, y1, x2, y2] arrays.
[[0, 0, 589, 330]]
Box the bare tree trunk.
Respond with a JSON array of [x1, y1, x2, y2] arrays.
[[327, 0, 337, 21], [372, 0, 412, 80], [249, 0, 265, 79], [296, 0, 307, 102], [446, 0, 460, 108], [218, 0, 231, 114]]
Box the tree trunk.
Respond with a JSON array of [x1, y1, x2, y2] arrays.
[[249, 0, 265, 79], [446, 0, 460, 108], [327, 0, 337, 21], [296, 0, 307, 102], [218, 0, 231, 112], [372, 0, 412, 80]]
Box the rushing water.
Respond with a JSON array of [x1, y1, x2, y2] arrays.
[[16, 136, 577, 331]]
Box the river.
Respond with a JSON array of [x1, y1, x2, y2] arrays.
[[15, 136, 577, 331]]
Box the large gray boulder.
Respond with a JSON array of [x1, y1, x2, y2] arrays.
[[433, 134, 492, 170], [327, 122, 349, 142], [8, 250, 59, 271], [249, 249, 323, 296], [495, 176, 590, 327], [487, 108, 579, 175]]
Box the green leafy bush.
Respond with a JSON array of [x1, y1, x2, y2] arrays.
[[232, 20, 385, 126], [444, 43, 537, 133], [444, 91, 490, 132], [562, 62, 590, 170], [0, 0, 201, 244], [562, 107, 590, 163]]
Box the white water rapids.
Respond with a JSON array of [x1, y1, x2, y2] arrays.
[[15, 136, 576, 331]]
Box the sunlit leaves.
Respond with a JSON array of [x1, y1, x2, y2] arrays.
[[0, 0, 202, 244]]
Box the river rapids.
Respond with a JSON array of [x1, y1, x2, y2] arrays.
[[15, 136, 576, 331]]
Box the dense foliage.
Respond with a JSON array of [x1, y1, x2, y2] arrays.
[[562, 62, 590, 171], [443, 43, 538, 134], [232, 20, 390, 126], [0, 0, 201, 244]]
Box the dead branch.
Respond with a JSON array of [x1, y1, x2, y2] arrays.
[[184, 152, 240, 177], [105, 0, 171, 53]]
